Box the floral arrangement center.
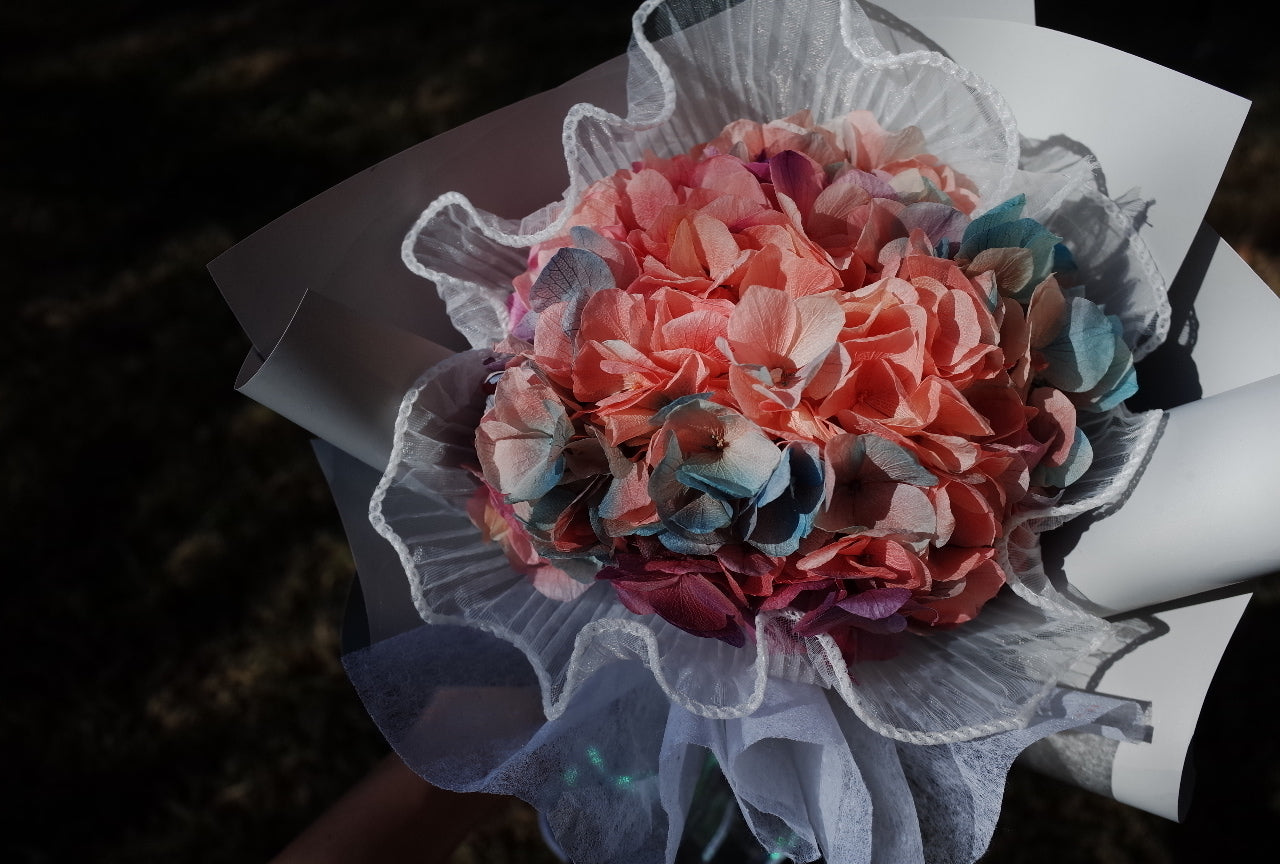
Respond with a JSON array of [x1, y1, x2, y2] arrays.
[[469, 109, 1133, 661]]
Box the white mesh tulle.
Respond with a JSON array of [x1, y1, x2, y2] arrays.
[[1012, 156, 1170, 363], [401, 0, 1020, 350], [376, 0, 1169, 744], [343, 623, 1151, 864]]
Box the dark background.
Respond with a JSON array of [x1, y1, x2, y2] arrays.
[[3, 2, 1277, 862]]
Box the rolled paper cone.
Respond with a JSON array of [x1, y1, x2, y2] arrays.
[[236, 291, 454, 471], [1020, 588, 1252, 821], [1062, 373, 1280, 615]]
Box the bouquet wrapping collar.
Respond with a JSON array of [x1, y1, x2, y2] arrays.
[[373, 0, 1164, 737], [348, 1, 1176, 861]]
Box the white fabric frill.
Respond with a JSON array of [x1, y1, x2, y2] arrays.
[[354, 1, 1169, 862]]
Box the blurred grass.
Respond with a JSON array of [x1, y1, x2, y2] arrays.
[[1, 2, 1277, 863]]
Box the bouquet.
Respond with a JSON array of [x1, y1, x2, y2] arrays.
[[212, 0, 1278, 861], [370, 0, 1163, 857]]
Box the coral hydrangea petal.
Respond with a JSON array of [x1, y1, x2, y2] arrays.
[[529, 565, 593, 602], [577, 288, 649, 344], [966, 246, 1034, 298], [728, 284, 798, 367], [693, 154, 770, 205], [939, 480, 999, 547], [626, 168, 679, 230]]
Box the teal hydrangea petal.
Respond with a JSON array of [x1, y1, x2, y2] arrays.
[[743, 441, 825, 557], [1038, 296, 1117, 393], [959, 195, 1068, 299], [1072, 318, 1137, 412], [1032, 426, 1094, 488]]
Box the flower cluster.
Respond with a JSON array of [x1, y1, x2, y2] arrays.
[[470, 110, 1135, 658]]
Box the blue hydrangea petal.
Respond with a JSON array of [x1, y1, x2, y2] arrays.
[[1032, 426, 1094, 488], [745, 442, 825, 557], [959, 196, 1069, 300], [528, 246, 616, 333], [1039, 297, 1116, 393], [962, 194, 1026, 242], [1072, 319, 1137, 412], [669, 493, 734, 535]]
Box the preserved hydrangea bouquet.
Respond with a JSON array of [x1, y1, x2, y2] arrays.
[[471, 109, 1135, 660], [363, 1, 1169, 860]]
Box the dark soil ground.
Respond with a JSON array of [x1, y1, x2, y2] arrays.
[[4, 2, 1277, 862]]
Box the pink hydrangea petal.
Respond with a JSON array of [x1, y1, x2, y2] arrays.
[[529, 565, 593, 602], [728, 284, 799, 368], [625, 168, 679, 231], [577, 288, 649, 344], [693, 153, 769, 205]]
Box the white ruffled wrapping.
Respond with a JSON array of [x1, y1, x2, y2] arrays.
[[344, 621, 1149, 863], [362, 1, 1170, 861], [401, 0, 1022, 351]]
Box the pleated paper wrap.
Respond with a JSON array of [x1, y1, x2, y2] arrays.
[[349, 1, 1168, 861]]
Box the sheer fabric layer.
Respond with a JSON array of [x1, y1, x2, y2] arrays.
[[345, 623, 1149, 864], [402, 0, 1020, 351]]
